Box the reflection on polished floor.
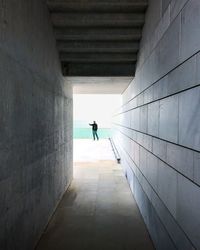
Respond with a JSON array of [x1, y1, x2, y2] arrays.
[[36, 140, 154, 250]]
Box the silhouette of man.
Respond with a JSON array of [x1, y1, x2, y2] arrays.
[[89, 121, 99, 140]]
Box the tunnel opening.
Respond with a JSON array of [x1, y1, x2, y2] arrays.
[[36, 82, 155, 250], [1, 1, 200, 250]]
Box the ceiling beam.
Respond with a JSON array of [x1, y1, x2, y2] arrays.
[[46, 0, 147, 76], [62, 63, 135, 76], [57, 41, 139, 53], [60, 53, 137, 63], [51, 13, 145, 28], [54, 28, 142, 41], [47, 0, 148, 13]]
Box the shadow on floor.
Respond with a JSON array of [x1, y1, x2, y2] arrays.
[[36, 158, 154, 250]]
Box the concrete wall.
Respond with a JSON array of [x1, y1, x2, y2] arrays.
[[113, 0, 200, 249], [0, 1, 73, 249]]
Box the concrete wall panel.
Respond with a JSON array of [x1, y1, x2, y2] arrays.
[[179, 87, 200, 151], [113, 0, 200, 249], [170, 0, 189, 21], [177, 174, 200, 249], [166, 143, 194, 179], [147, 102, 159, 137], [168, 55, 196, 95], [152, 138, 167, 161], [0, 1, 72, 249], [153, 76, 168, 100], [157, 161, 177, 217], [157, 15, 181, 77], [162, 0, 171, 15], [181, 0, 200, 61], [194, 152, 200, 186], [159, 96, 178, 143], [139, 106, 148, 133]]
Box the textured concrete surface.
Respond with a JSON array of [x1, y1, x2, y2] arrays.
[[46, 0, 147, 76], [36, 139, 154, 250], [113, 0, 200, 249], [68, 77, 133, 94], [0, 1, 72, 249]]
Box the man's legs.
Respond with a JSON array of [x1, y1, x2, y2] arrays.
[[92, 130, 95, 140], [92, 130, 99, 140], [95, 131, 99, 140]]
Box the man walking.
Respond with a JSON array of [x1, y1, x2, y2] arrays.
[[89, 121, 99, 140]]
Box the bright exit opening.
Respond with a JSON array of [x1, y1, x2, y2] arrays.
[[73, 94, 122, 140]]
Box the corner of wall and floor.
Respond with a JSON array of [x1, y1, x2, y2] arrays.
[[0, 1, 73, 249], [113, 0, 200, 249]]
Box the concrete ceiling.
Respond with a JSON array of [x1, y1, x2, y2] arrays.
[[66, 77, 133, 94], [46, 0, 148, 77]]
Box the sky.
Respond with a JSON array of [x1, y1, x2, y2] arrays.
[[73, 94, 122, 128]]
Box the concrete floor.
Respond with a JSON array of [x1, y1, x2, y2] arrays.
[[36, 140, 154, 250]]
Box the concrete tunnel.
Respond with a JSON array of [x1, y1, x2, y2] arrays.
[[0, 0, 200, 249]]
